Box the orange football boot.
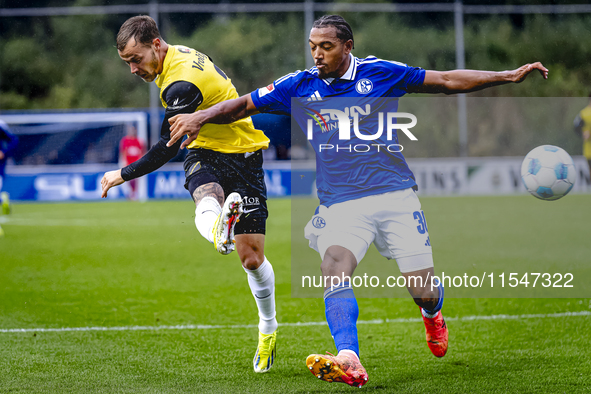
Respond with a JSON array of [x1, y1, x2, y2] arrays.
[[422, 309, 448, 357], [306, 352, 369, 388]]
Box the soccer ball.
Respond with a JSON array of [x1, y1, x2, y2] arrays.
[[521, 145, 575, 200]]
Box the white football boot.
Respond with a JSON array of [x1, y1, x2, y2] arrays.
[[212, 192, 243, 255]]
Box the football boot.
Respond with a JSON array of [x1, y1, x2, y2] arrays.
[[422, 309, 448, 357], [253, 330, 277, 373], [306, 351, 368, 388], [212, 192, 243, 255]]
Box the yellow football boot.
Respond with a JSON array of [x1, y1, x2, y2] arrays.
[[253, 330, 277, 373]]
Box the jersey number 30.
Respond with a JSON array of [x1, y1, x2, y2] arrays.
[[413, 211, 428, 234]]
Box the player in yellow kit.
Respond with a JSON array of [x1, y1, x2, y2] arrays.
[[574, 93, 591, 172], [101, 16, 277, 373]]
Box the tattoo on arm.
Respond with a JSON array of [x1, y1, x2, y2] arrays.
[[192, 182, 224, 206]]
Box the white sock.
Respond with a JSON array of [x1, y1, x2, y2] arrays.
[[195, 197, 221, 244], [338, 349, 360, 361], [421, 308, 439, 319], [244, 257, 278, 334]]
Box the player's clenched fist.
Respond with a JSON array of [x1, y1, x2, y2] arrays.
[[101, 169, 124, 198], [168, 113, 204, 149]]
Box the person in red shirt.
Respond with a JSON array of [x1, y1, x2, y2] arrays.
[[119, 124, 145, 200]]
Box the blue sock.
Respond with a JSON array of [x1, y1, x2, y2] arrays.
[[324, 283, 359, 357], [423, 282, 444, 315]]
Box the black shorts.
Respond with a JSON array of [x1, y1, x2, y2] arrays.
[[184, 148, 268, 234]]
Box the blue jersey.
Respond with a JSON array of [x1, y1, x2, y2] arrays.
[[250, 54, 425, 207]]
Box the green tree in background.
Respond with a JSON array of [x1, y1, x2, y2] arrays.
[[2, 11, 591, 111], [0, 8, 146, 109], [168, 14, 304, 96]]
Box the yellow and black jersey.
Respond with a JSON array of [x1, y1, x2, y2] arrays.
[[121, 45, 269, 182], [155, 45, 269, 153]]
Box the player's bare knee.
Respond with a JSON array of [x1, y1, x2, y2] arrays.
[[236, 236, 265, 270], [241, 251, 263, 270], [236, 237, 265, 270]]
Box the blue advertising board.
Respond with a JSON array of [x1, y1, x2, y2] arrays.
[[2, 163, 309, 202]]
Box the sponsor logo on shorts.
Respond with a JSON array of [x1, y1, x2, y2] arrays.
[[242, 196, 260, 206], [312, 216, 326, 229]]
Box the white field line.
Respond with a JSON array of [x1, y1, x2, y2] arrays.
[[0, 216, 186, 227], [1, 311, 589, 334], [0, 217, 98, 226]]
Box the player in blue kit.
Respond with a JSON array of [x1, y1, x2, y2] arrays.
[[166, 15, 548, 388]]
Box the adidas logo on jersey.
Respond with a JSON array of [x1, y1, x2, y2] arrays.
[[307, 91, 322, 101]]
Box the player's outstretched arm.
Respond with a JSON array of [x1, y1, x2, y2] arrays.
[[101, 115, 188, 198], [410, 62, 548, 94], [167, 94, 259, 149]]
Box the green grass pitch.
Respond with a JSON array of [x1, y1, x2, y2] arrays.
[[1, 196, 590, 393]]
